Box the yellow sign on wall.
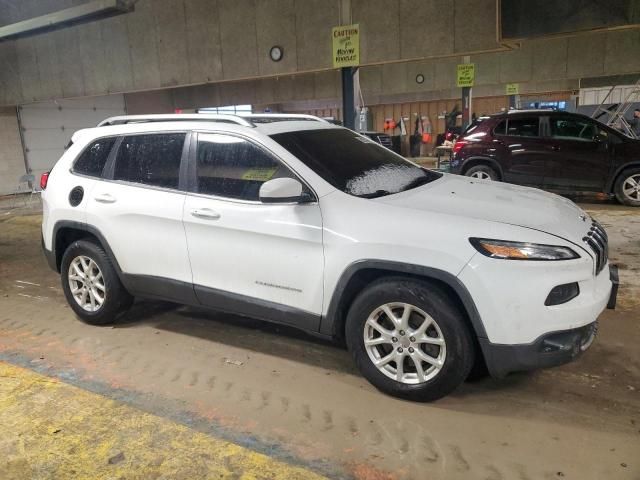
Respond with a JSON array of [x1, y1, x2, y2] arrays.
[[332, 24, 360, 68], [506, 83, 519, 95], [456, 63, 475, 87]]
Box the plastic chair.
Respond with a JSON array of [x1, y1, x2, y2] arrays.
[[10, 174, 40, 208]]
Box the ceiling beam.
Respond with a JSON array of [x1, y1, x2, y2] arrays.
[[0, 0, 134, 42]]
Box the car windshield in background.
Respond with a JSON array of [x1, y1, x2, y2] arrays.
[[270, 128, 441, 198]]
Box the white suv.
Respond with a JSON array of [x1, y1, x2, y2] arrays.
[[41, 113, 618, 401]]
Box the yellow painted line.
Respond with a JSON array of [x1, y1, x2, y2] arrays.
[[0, 362, 328, 479]]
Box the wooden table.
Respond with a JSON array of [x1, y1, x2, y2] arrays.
[[434, 145, 453, 169]]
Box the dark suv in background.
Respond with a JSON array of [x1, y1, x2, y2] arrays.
[[450, 110, 640, 206]]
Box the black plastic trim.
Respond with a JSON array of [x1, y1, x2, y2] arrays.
[[544, 282, 580, 306], [50, 221, 125, 275], [608, 264, 619, 310], [102, 135, 123, 180], [195, 284, 320, 332], [259, 195, 311, 204], [479, 321, 597, 378], [121, 273, 198, 305], [42, 234, 57, 271], [320, 260, 487, 339]]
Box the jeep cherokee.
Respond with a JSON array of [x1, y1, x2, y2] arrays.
[[41, 113, 618, 401]]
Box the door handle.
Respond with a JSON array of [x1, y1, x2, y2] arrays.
[[94, 193, 116, 204], [190, 208, 221, 220], [551, 145, 560, 151]]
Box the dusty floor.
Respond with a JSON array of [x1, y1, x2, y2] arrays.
[[0, 198, 638, 479]]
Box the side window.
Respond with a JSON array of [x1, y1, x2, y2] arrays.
[[196, 133, 295, 201], [113, 133, 185, 189], [73, 137, 116, 177], [505, 117, 540, 137], [493, 120, 507, 135], [550, 117, 598, 141]]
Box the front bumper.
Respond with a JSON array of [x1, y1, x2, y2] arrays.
[[478, 264, 619, 378], [480, 321, 599, 378]]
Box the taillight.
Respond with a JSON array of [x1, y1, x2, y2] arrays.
[[452, 140, 468, 154], [40, 172, 49, 190]]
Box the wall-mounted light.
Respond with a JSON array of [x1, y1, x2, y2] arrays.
[[269, 45, 284, 62], [416, 74, 425, 84], [0, 0, 134, 42]]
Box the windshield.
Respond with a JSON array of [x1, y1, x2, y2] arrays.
[[270, 128, 441, 198]]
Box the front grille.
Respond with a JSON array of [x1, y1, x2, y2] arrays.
[[582, 221, 608, 275]]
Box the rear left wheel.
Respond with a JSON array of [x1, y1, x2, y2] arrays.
[[61, 239, 133, 325], [346, 278, 475, 402]]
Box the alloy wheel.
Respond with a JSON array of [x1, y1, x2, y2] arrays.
[[470, 171, 491, 180], [363, 302, 446, 384], [68, 255, 106, 312], [622, 174, 640, 201]]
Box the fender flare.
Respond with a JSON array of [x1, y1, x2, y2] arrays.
[[319, 260, 488, 340], [50, 220, 124, 277]]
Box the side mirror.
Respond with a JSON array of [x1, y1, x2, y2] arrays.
[[259, 177, 311, 204]]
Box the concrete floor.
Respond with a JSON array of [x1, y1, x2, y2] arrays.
[[0, 197, 638, 479]]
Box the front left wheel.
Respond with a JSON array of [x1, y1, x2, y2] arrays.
[[345, 278, 475, 402], [60, 239, 133, 325]]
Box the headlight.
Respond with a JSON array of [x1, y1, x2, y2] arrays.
[[469, 238, 579, 261]]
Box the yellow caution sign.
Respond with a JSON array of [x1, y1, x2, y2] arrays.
[[457, 63, 475, 88], [332, 24, 360, 68], [506, 83, 520, 95]]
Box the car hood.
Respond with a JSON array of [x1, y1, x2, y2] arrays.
[[373, 174, 592, 244]]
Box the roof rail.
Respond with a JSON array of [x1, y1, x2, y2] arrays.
[[506, 108, 556, 114], [97, 114, 255, 127], [238, 113, 329, 123]]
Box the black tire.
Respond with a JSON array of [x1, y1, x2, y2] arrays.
[[60, 239, 133, 325], [613, 168, 640, 207], [465, 164, 498, 181], [345, 277, 475, 402]]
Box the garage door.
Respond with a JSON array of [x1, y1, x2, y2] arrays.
[[18, 94, 125, 181]]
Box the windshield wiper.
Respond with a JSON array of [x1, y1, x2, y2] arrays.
[[402, 173, 438, 192], [357, 190, 392, 199]]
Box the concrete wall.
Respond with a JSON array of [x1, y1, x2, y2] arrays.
[[360, 29, 640, 105], [0, 107, 25, 195], [0, 0, 504, 106], [1, 1, 638, 113], [121, 27, 640, 117]]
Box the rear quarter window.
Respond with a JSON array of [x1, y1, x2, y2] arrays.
[[72, 137, 117, 177], [493, 120, 507, 135]]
